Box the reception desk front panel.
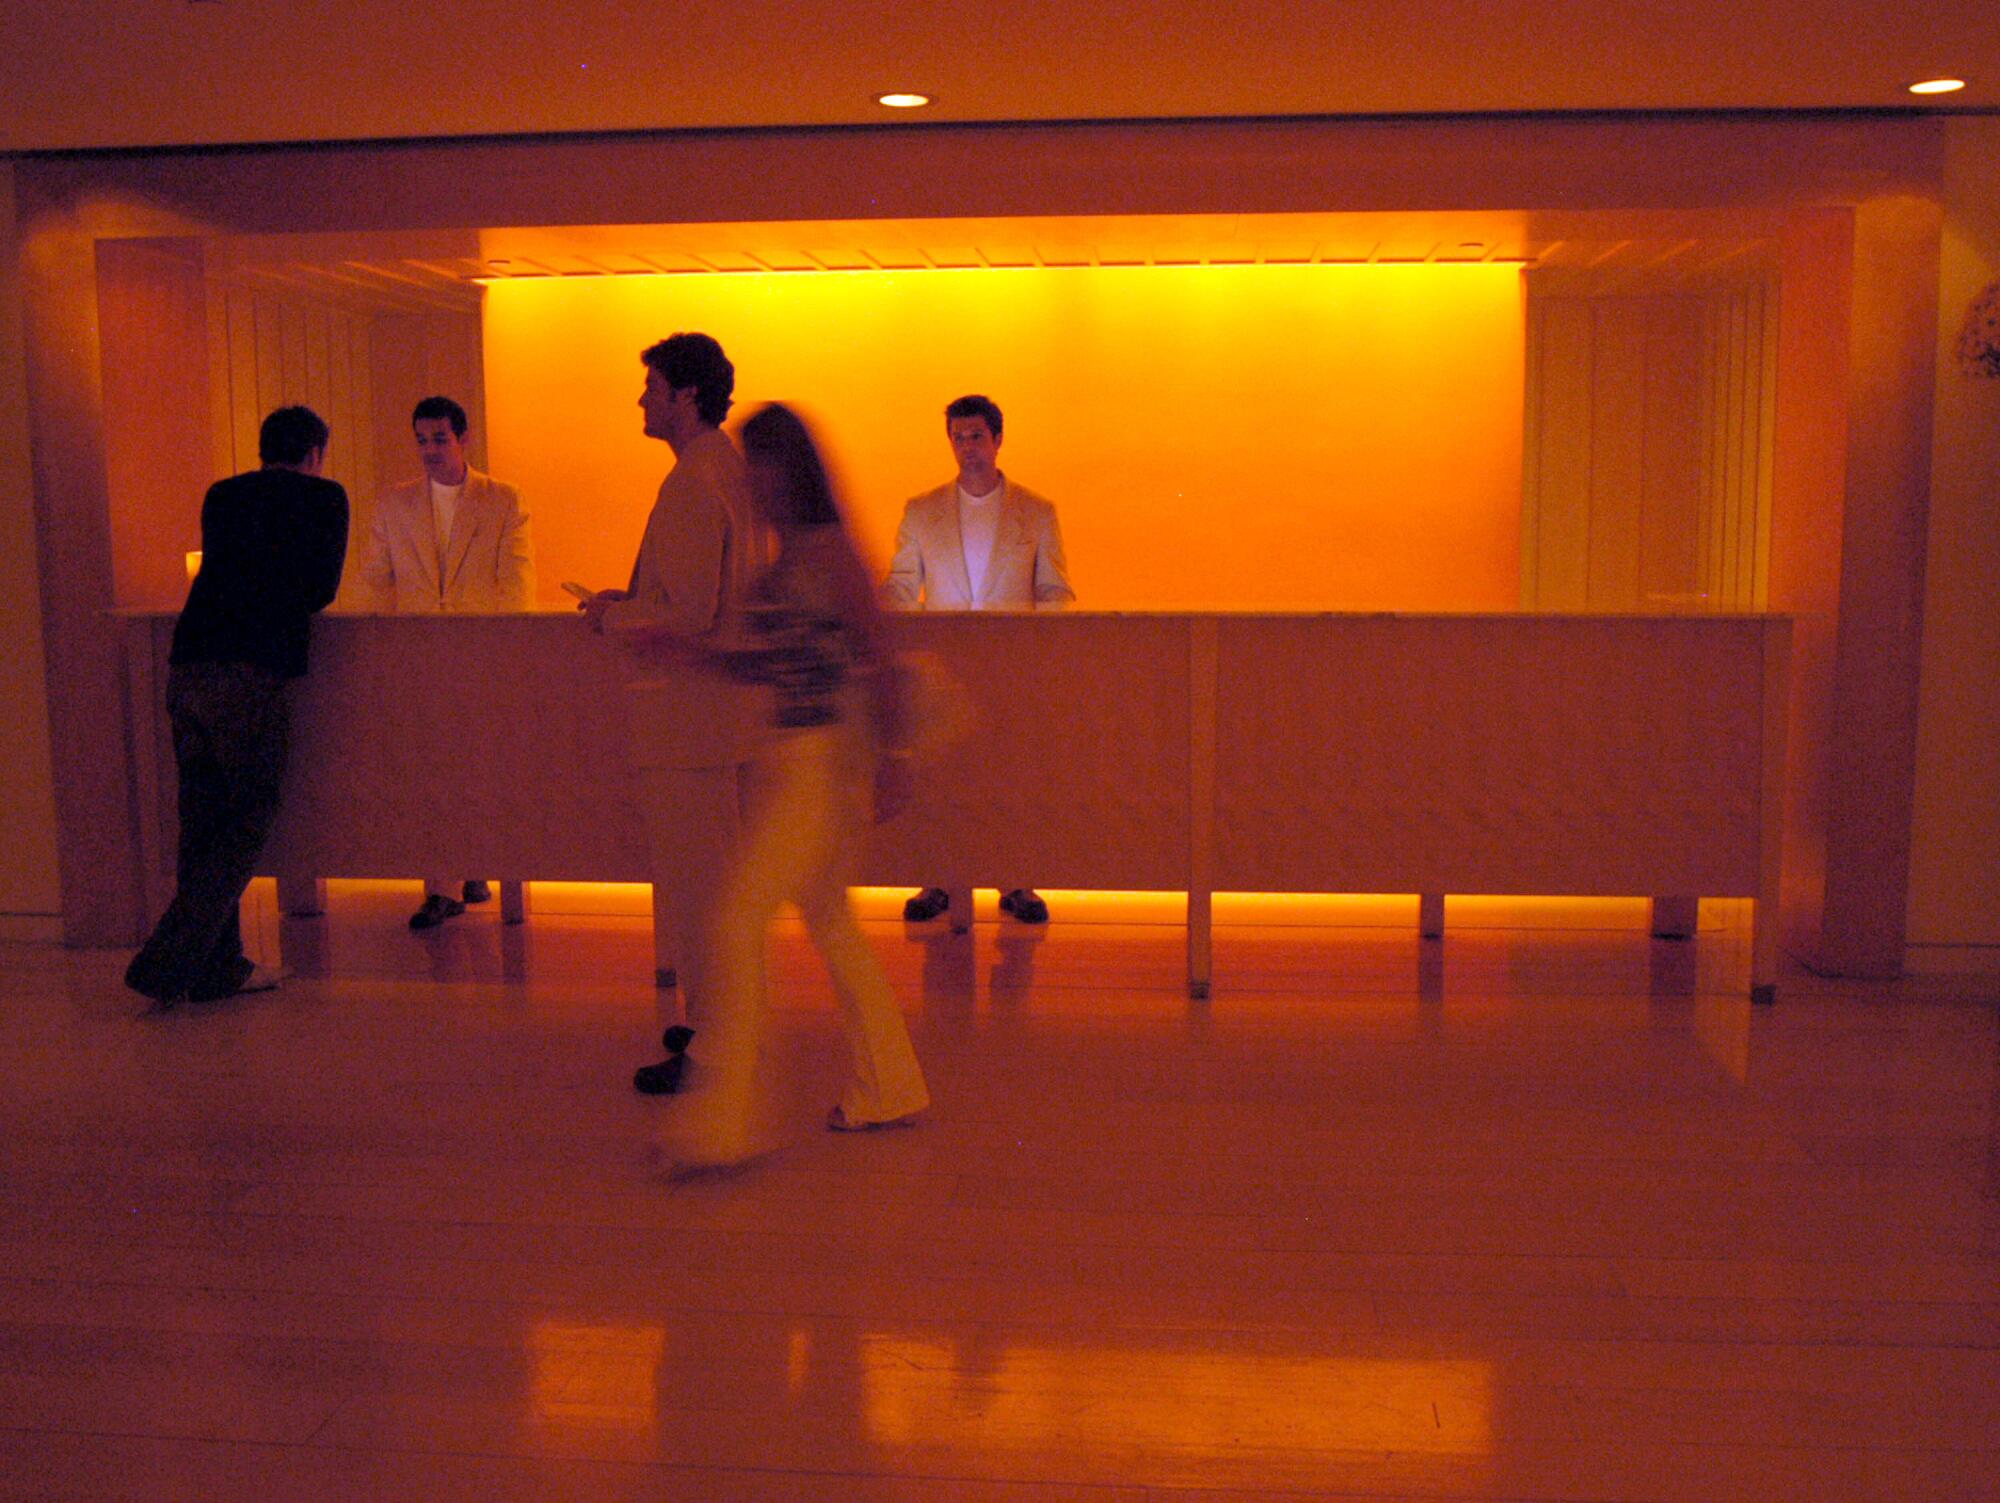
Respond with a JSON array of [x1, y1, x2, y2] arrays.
[[862, 613, 1193, 891], [1213, 615, 1768, 897], [122, 610, 1788, 998]]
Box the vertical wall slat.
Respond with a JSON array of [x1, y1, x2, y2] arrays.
[[1726, 288, 1744, 605], [1640, 297, 1702, 605], [348, 313, 376, 513], [280, 302, 309, 408], [1695, 297, 1718, 604], [303, 307, 332, 433], [1586, 299, 1646, 609], [253, 295, 284, 420], [204, 279, 232, 484], [1519, 295, 1544, 607], [227, 288, 261, 474], [1753, 281, 1779, 607], [1533, 296, 1596, 610]]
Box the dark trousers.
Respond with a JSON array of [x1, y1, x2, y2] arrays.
[[125, 662, 291, 1003]]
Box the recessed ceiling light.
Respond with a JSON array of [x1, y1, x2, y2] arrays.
[[876, 92, 932, 109], [1909, 78, 1967, 95]]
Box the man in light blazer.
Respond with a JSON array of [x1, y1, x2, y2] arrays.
[[582, 332, 767, 1096], [360, 394, 537, 930], [884, 393, 1074, 926]]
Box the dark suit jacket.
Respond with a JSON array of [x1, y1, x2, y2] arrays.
[[171, 467, 350, 678]]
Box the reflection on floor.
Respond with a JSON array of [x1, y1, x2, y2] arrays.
[[0, 883, 1994, 1500]]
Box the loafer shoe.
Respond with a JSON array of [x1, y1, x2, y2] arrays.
[[409, 894, 465, 930], [1000, 889, 1049, 924], [633, 1054, 686, 1095], [903, 887, 950, 922]]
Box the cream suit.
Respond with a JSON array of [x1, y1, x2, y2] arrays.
[[881, 474, 1071, 920], [360, 468, 535, 613], [600, 427, 769, 1005], [362, 467, 535, 903], [882, 478, 1075, 609]]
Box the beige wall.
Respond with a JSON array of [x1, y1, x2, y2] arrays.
[[1908, 117, 2000, 962], [208, 284, 485, 612], [1520, 279, 1776, 613], [93, 243, 488, 614], [0, 160, 62, 935], [362, 307, 488, 607], [485, 265, 1525, 613]]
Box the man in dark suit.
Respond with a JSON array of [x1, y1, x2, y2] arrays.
[[125, 406, 349, 1006]]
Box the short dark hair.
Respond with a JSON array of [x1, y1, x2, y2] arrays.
[[641, 333, 735, 427], [411, 395, 468, 436], [944, 394, 1003, 438], [259, 406, 330, 466]]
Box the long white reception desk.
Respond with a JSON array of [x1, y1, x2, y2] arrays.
[[122, 611, 1789, 1000]]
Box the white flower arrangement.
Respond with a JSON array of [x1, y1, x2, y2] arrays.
[[1959, 278, 2000, 380]]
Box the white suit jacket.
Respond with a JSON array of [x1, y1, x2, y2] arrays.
[[600, 427, 770, 770], [361, 468, 536, 613], [883, 477, 1075, 609]]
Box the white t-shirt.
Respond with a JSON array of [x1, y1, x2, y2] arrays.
[[957, 482, 1002, 606], [429, 477, 465, 596]]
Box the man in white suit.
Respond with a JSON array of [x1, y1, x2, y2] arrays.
[[884, 394, 1074, 925], [360, 395, 537, 930]]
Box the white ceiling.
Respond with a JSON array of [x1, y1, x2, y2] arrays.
[[4, 0, 1991, 154]]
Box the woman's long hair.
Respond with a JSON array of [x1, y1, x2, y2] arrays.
[[740, 402, 842, 528], [739, 403, 888, 668]]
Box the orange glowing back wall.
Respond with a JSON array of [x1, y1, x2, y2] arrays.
[[483, 265, 1525, 610]]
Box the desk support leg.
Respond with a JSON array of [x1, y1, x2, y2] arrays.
[[277, 874, 325, 917], [1751, 619, 1789, 1004], [1419, 893, 1446, 940], [500, 880, 529, 926], [1187, 618, 1218, 1000], [652, 887, 676, 989], [1651, 895, 1698, 939], [1188, 888, 1212, 1001]]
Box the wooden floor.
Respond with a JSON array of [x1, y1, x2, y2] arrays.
[[1, 885, 1995, 1501]]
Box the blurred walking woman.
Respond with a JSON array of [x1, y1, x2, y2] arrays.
[[657, 403, 929, 1171]]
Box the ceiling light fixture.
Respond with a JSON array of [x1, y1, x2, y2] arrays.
[[1908, 78, 1966, 95], [876, 92, 932, 109]]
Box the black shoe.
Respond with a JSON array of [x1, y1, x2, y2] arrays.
[[462, 881, 491, 905], [189, 962, 288, 1003], [903, 887, 951, 922], [633, 1026, 695, 1095], [1000, 888, 1049, 924], [124, 955, 185, 1007], [632, 1054, 686, 1095], [409, 894, 465, 930]]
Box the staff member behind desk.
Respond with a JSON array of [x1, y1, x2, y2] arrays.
[[125, 405, 349, 1007], [882, 393, 1075, 926], [359, 394, 537, 931]]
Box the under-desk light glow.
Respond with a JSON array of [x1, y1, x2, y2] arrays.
[[876, 92, 932, 109], [1908, 78, 1966, 95]]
